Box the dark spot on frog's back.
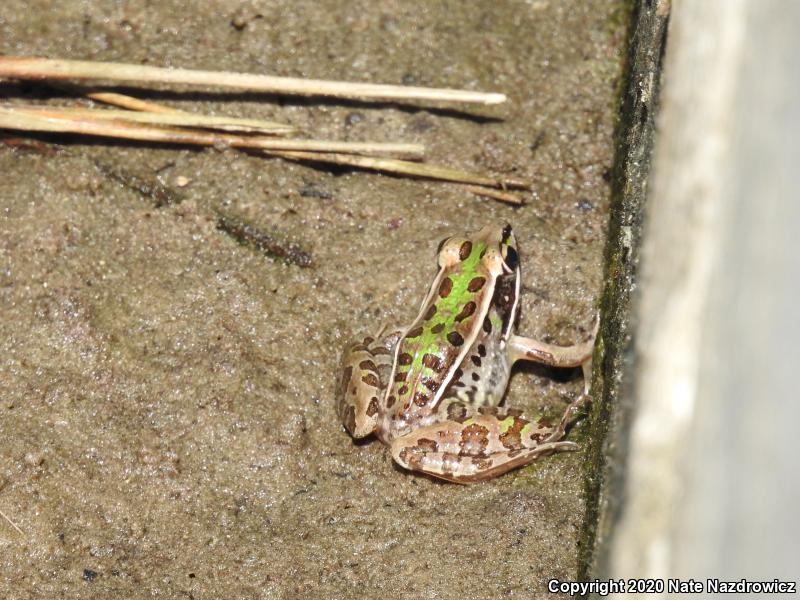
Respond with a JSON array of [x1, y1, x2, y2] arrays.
[[406, 326, 423, 339], [398, 352, 413, 366], [424, 304, 437, 320], [422, 353, 444, 372], [413, 392, 429, 406], [431, 323, 445, 334], [422, 378, 440, 392], [439, 277, 453, 298], [468, 277, 486, 292], [447, 331, 464, 346], [459, 241, 473, 261], [454, 301, 477, 322]]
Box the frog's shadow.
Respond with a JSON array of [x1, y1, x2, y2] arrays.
[[511, 361, 582, 389]]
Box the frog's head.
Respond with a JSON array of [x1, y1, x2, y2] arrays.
[[436, 223, 519, 276], [435, 223, 521, 340]]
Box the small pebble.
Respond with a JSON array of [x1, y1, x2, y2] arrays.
[[344, 112, 365, 127], [83, 569, 98, 582], [299, 184, 333, 200], [24, 452, 44, 467]]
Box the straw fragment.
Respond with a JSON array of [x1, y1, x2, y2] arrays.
[[264, 150, 531, 190], [0, 508, 24, 536], [0, 106, 423, 159], [5, 103, 294, 134], [0, 56, 507, 105], [461, 185, 526, 205]]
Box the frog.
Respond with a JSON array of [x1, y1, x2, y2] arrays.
[[336, 223, 597, 483]]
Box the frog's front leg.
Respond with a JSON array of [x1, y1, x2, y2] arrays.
[[508, 316, 599, 392], [390, 402, 583, 483]]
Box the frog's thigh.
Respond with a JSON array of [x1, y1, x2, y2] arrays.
[[337, 334, 396, 431], [390, 414, 578, 483]]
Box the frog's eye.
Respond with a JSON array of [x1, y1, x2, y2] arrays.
[[503, 245, 519, 270], [436, 236, 451, 255], [501, 224, 513, 244]]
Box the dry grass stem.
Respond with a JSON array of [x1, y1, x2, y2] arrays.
[[5, 103, 294, 134], [264, 150, 531, 190], [48, 82, 185, 114], [0, 508, 24, 536], [3, 70, 525, 202], [461, 185, 526, 205], [69, 90, 529, 193], [0, 106, 424, 159], [83, 90, 178, 113], [0, 56, 507, 105]]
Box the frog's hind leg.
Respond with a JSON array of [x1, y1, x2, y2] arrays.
[[390, 406, 580, 483], [336, 331, 400, 438], [507, 315, 599, 393]]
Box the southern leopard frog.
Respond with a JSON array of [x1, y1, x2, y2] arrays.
[[336, 224, 596, 483]]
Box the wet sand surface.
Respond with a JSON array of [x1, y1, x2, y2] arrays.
[[0, 1, 626, 597]]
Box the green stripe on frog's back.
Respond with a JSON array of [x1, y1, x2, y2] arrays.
[[390, 239, 495, 411]]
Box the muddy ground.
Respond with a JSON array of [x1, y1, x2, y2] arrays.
[[0, 1, 626, 598]]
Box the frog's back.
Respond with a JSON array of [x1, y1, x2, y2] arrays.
[[387, 234, 502, 421]]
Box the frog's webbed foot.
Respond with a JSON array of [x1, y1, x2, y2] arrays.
[[508, 314, 599, 393], [390, 404, 582, 483]]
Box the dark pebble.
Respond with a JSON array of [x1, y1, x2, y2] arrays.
[[83, 569, 98, 582]]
